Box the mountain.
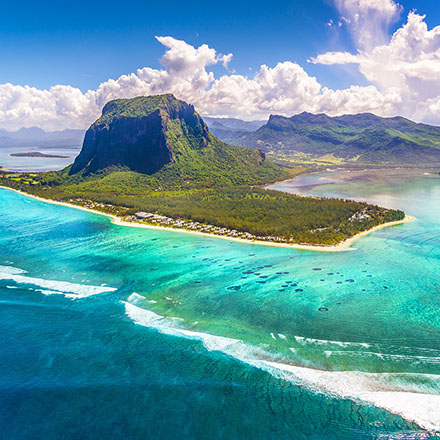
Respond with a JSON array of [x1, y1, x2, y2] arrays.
[[203, 117, 265, 144], [2, 96, 405, 246], [0, 127, 84, 148], [69, 94, 285, 186], [225, 112, 440, 165], [203, 117, 264, 132]]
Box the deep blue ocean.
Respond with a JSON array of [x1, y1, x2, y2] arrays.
[[1, 168, 439, 439]]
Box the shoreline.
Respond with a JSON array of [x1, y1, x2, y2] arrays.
[[0, 185, 415, 252]]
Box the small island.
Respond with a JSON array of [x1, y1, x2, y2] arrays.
[[0, 94, 407, 249], [10, 151, 70, 158]]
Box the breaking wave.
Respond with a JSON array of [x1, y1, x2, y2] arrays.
[[0, 265, 117, 299], [124, 295, 440, 433]]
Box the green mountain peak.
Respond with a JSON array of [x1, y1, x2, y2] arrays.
[[70, 94, 286, 187]]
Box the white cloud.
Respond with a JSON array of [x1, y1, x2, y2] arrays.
[[0, 36, 401, 131], [318, 85, 402, 116], [334, 0, 402, 50], [0, 83, 97, 130], [3, 17, 440, 131], [313, 11, 440, 123], [311, 51, 360, 65]]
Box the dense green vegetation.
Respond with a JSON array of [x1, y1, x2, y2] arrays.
[[221, 112, 440, 166], [0, 95, 406, 245], [70, 94, 286, 184], [1, 171, 404, 245]]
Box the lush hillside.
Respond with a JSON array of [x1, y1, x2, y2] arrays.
[[70, 94, 284, 186], [226, 112, 440, 166], [0, 95, 406, 246]]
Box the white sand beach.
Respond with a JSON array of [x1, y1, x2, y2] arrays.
[[0, 185, 415, 252]]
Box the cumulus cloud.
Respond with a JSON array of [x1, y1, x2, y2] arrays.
[[3, 16, 440, 131], [311, 51, 360, 65], [317, 85, 402, 116], [0, 35, 402, 131], [0, 83, 97, 130], [312, 10, 440, 122]]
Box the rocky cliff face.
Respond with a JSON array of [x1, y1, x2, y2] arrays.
[[69, 94, 285, 186], [70, 94, 210, 175]]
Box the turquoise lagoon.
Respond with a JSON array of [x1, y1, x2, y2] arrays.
[[0, 145, 81, 172], [0, 168, 439, 439]]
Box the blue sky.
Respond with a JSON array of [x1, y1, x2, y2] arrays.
[[2, 0, 440, 129], [0, 0, 434, 91], [2, 0, 338, 90]]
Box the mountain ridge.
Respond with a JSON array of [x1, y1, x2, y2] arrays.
[[202, 117, 265, 146], [69, 94, 286, 187], [1, 96, 406, 246], [0, 127, 84, 148], [214, 111, 440, 165]]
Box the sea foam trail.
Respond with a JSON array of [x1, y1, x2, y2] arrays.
[[124, 298, 440, 433], [294, 335, 371, 348], [0, 265, 28, 275], [0, 265, 117, 298]]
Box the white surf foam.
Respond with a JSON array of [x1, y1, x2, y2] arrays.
[[0, 265, 28, 275], [294, 335, 371, 349], [38, 289, 68, 296], [124, 300, 440, 432], [324, 350, 440, 364], [293, 336, 440, 365], [124, 301, 271, 364], [0, 265, 117, 298], [263, 361, 440, 432], [127, 292, 145, 302]]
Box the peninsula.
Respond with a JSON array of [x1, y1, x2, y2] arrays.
[[0, 94, 406, 248]]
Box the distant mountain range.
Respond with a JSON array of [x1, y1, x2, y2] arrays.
[[203, 117, 265, 144], [0, 127, 85, 148], [5, 110, 440, 166], [211, 112, 440, 165]]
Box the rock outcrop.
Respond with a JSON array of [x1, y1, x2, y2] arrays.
[[70, 94, 210, 175]]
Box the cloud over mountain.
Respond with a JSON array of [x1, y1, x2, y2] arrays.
[[313, 10, 440, 124], [1, 5, 440, 130]]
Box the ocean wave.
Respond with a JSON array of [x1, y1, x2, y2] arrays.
[[124, 301, 270, 359], [294, 335, 371, 348], [323, 350, 440, 364], [293, 336, 440, 362], [263, 361, 440, 433], [124, 298, 440, 433], [0, 265, 28, 275], [0, 264, 117, 299]]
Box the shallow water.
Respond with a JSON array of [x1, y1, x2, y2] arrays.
[[0, 145, 79, 171], [1, 168, 439, 439]]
